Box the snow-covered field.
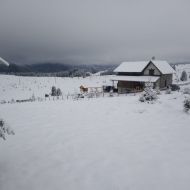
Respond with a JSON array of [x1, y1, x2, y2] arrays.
[[1, 74, 190, 190], [0, 75, 115, 102]]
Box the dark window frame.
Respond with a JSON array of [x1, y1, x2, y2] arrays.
[[149, 69, 155, 76]]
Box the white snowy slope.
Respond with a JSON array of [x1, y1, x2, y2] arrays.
[[0, 75, 190, 190]]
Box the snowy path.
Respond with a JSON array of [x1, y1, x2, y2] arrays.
[[0, 92, 190, 190]]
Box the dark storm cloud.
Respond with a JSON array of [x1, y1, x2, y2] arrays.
[[0, 0, 190, 65]]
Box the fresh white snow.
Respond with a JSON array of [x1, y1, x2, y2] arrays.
[[113, 60, 175, 74], [114, 61, 149, 73], [0, 75, 113, 101], [151, 60, 175, 74], [0, 74, 190, 190]]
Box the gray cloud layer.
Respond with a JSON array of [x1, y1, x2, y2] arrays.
[[0, 0, 190, 65]]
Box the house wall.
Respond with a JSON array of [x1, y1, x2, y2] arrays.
[[159, 74, 173, 88], [118, 81, 134, 88], [143, 62, 161, 76]]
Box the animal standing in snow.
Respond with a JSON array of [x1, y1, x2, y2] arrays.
[[79, 85, 88, 93]]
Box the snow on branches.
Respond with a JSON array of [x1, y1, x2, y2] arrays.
[[0, 118, 15, 140], [183, 88, 190, 95], [180, 70, 187, 81], [184, 99, 190, 113], [165, 85, 172, 94], [139, 82, 158, 102]]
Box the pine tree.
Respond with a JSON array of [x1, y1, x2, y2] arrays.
[[180, 70, 187, 81], [51, 86, 57, 96], [56, 88, 62, 96], [139, 82, 158, 102], [184, 99, 190, 113], [0, 118, 15, 140]]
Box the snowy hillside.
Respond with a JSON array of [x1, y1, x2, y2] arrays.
[[0, 74, 190, 190]]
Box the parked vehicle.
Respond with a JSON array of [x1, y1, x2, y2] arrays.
[[104, 86, 118, 92], [167, 84, 180, 91]]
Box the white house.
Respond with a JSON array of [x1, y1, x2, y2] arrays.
[[111, 60, 175, 93]]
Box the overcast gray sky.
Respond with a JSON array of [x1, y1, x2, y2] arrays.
[[0, 0, 190, 65]]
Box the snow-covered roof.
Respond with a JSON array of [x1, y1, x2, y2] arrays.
[[0, 57, 9, 66], [114, 61, 149, 73], [110, 75, 159, 82], [151, 60, 175, 74], [114, 60, 175, 74]]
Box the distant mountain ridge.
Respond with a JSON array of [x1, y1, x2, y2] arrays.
[[0, 63, 70, 73], [1, 61, 183, 74], [0, 63, 117, 73]]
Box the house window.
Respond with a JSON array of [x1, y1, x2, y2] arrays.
[[149, 69, 154, 76]]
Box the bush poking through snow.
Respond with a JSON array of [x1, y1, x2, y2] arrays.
[[109, 89, 114, 97], [31, 93, 36, 101], [180, 70, 187, 81], [0, 118, 15, 140], [165, 86, 172, 94], [184, 99, 190, 113], [8, 99, 15, 104], [56, 88, 62, 96], [139, 82, 158, 102], [88, 91, 96, 98], [183, 88, 190, 95], [36, 97, 43, 101], [0, 100, 6, 104], [155, 83, 161, 95]]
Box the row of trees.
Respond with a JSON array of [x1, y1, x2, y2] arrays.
[[0, 69, 91, 78], [51, 86, 62, 96]]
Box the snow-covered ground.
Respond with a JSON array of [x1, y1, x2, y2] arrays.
[[173, 63, 190, 84], [0, 74, 190, 190], [0, 75, 116, 102]]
